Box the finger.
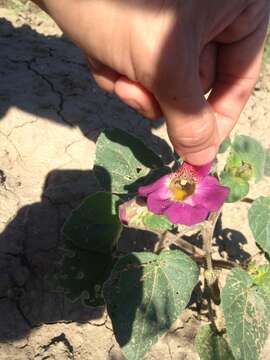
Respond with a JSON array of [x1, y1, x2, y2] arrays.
[[88, 57, 163, 119], [153, 33, 219, 165], [199, 42, 218, 94], [114, 76, 163, 119], [215, 2, 268, 44], [87, 57, 120, 93], [88, 50, 214, 122], [208, 18, 269, 142]]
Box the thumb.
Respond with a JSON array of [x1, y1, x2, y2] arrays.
[[154, 47, 219, 165]]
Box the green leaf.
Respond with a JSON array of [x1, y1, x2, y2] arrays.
[[264, 149, 270, 177], [221, 268, 270, 360], [142, 211, 174, 232], [104, 250, 199, 360], [248, 197, 270, 256], [94, 129, 164, 193], [220, 171, 249, 203], [120, 197, 175, 233], [59, 192, 121, 306], [63, 192, 122, 254], [248, 263, 270, 298], [231, 135, 265, 183], [219, 137, 231, 154], [195, 324, 235, 360], [55, 238, 114, 306]]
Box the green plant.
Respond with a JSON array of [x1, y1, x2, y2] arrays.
[[55, 128, 270, 360]]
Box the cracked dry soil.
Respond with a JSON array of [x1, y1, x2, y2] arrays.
[[0, 6, 270, 360]]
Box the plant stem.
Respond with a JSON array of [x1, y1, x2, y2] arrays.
[[154, 230, 206, 258], [166, 232, 206, 258], [130, 219, 236, 269], [207, 297, 219, 334], [202, 211, 221, 333], [202, 211, 220, 270], [200, 258, 236, 270]]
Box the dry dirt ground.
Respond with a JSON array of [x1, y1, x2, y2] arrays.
[[0, 6, 269, 360]]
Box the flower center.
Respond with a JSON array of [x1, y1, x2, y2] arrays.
[[235, 161, 253, 180], [169, 176, 196, 201]]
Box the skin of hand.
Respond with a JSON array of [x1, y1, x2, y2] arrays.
[[33, 0, 270, 165]]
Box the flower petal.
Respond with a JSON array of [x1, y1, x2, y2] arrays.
[[147, 192, 171, 215], [191, 176, 230, 212], [119, 203, 128, 224], [138, 174, 171, 198], [164, 203, 208, 226]]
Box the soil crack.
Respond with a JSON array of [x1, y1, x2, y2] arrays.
[[42, 333, 74, 356], [0, 169, 6, 186], [7, 119, 38, 138], [0, 129, 25, 165], [9, 58, 73, 127], [14, 300, 33, 328]]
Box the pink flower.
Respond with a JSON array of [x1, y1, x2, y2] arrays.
[[138, 162, 230, 226]]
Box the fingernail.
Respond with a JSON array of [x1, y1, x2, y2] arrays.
[[125, 98, 143, 113]]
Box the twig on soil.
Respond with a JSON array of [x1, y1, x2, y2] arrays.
[[241, 197, 254, 204]]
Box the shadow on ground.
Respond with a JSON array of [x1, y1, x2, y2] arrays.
[[214, 214, 250, 263], [175, 212, 250, 266], [0, 16, 171, 342], [0, 18, 173, 161], [0, 164, 161, 343], [0, 169, 103, 341]]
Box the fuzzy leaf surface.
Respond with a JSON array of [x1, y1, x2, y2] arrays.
[[195, 324, 235, 360], [248, 197, 270, 256], [55, 238, 114, 306], [219, 137, 231, 154], [104, 250, 199, 360], [94, 129, 164, 193], [63, 192, 122, 254], [264, 149, 270, 177], [249, 263, 270, 298], [221, 268, 270, 360], [220, 171, 249, 203]]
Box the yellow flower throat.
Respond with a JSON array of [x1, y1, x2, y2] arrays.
[[169, 177, 196, 202]]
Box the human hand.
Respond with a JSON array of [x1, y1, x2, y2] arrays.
[[34, 0, 270, 165]]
